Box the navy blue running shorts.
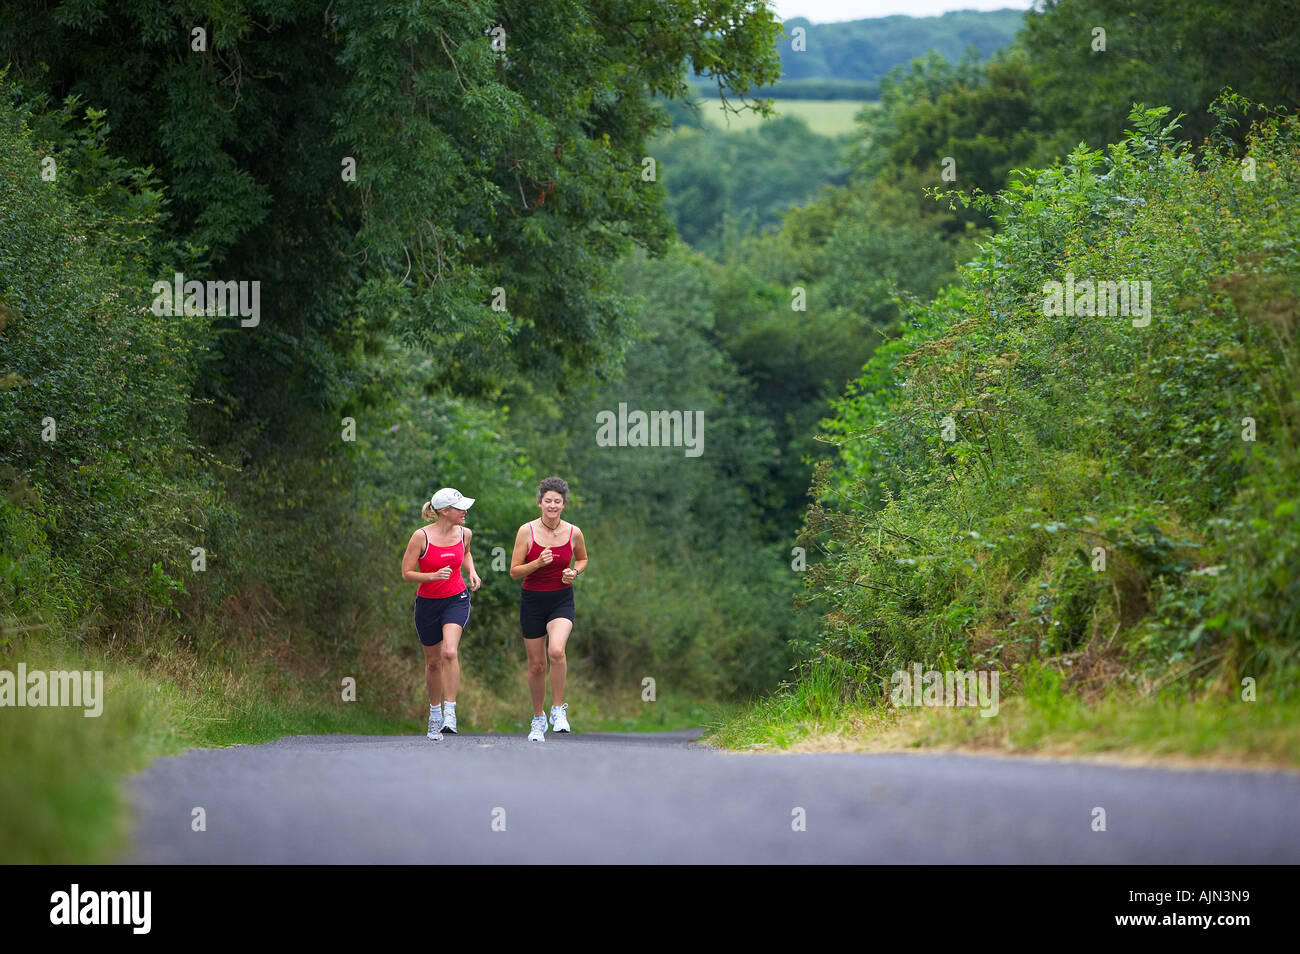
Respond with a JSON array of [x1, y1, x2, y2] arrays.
[[414, 590, 471, 646]]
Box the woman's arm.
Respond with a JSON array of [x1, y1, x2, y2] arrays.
[[509, 524, 550, 580], [401, 530, 452, 584], [462, 527, 481, 591], [561, 527, 588, 585]]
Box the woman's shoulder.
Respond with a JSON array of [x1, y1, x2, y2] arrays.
[[421, 523, 454, 543]]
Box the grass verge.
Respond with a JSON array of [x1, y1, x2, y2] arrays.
[[0, 633, 418, 864], [702, 662, 1300, 769]]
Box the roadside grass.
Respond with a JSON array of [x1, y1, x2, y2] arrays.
[[0, 634, 416, 864], [702, 660, 874, 750], [702, 662, 1300, 768]]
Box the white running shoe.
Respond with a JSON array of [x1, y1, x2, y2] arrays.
[[427, 706, 444, 741], [528, 715, 547, 742], [442, 703, 458, 734], [550, 702, 570, 733]]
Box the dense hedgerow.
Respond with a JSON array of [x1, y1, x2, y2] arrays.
[[804, 102, 1300, 700], [0, 85, 214, 631]]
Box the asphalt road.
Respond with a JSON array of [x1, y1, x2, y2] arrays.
[[121, 730, 1300, 863]]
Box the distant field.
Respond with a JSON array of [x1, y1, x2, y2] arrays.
[[698, 98, 875, 137]]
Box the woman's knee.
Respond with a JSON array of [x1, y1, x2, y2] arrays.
[[425, 653, 442, 671], [441, 645, 458, 664], [546, 645, 566, 665]]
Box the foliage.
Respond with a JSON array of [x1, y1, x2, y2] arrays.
[[849, 50, 1045, 232], [1022, 0, 1300, 158], [805, 104, 1300, 701], [0, 85, 214, 627], [7, 0, 1300, 736], [1, 2, 797, 705], [653, 114, 850, 256], [1, 0, 783, 445]]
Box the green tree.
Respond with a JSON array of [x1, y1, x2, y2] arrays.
[[1022, 0, 1300, 156], [1, 0, 783, 447], [848, 50, 1045, 232], [655, 114, 850, 256], [0, 83, 212, 622]]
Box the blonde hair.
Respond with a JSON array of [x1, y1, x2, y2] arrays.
[[421, 499, 438, 520]]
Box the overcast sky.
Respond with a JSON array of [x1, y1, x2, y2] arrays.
[[771, 0, 1035, 22]]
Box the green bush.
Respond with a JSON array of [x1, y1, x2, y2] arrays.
[[0, 83, 214, 628], [805, 102, 1300, 700]]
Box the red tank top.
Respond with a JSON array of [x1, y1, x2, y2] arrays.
[[416, 527, 466, 599], [522, 522, 573, 591]]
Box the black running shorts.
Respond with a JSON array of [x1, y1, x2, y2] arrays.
[[519, 587, 575, 639]]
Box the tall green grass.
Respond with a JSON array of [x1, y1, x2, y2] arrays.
[[705, 657, 1300, 766], [0, 635, 416, 864], [703, 659, 879, 749]]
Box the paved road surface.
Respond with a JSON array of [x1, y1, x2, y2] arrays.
[[122, 730, 1300, 863]]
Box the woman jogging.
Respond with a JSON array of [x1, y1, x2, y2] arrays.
[[401, 487, 481, 742], [509, 476, 588, 742]]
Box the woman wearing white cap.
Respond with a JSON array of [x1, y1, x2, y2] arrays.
[[401, 487, 481, 741]]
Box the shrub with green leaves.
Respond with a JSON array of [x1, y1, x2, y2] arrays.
[[0, 83, 214, 631], [805, 101, 1300, 701]]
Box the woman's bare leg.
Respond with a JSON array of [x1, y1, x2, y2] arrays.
[[546, 618, 572, 707], [422, 643, 443, 706], [524, 636, 547, 717], [440, 624, 463, 702]]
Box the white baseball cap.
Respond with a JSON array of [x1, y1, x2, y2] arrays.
[[430, 487, 475, 511]]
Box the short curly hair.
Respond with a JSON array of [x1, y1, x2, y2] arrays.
[[536, 476, 570, 503]]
